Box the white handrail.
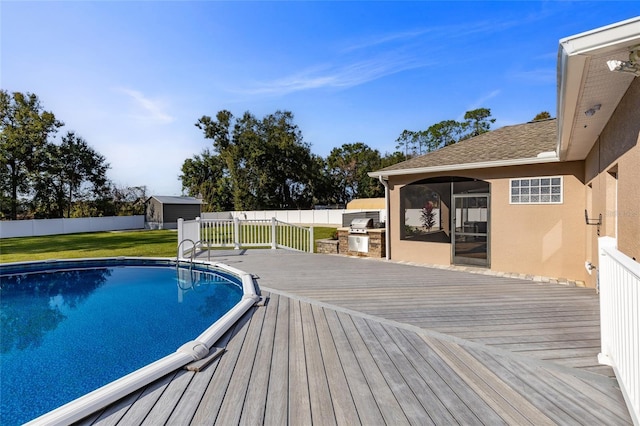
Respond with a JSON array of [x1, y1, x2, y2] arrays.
[[598, 236, 639, 425], [181, 217, 314, 253]]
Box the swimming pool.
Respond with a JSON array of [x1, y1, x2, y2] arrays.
[[0, 257, 260, 425]]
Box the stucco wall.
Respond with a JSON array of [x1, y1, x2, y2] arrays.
[[584, 77, 640, 287], [388, 161, 588, 283]]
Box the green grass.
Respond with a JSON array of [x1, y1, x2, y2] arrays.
[[0, 226, 338, 264], [0, 230, 178, 263]]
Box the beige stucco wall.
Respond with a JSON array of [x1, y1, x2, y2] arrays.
[[346, 198, 386, 210], [388, 161, 588, 283], [583, 77, 640, 287]]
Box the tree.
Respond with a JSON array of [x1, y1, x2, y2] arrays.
[[394, 108, 496, 158], [326, 142, 383, 205], [180, 150, 232, 211], [0, 90, 63, 219], [110, 185, 148, 216], [462, 108, 495, 139], [192, 110, 315, 210], [532, 111, 551, 121], [425, 119, 466, 149], [31, 131, 110, 218]]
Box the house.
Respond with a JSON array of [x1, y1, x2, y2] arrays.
[[370, 17, 640, 287], [145, 196, 203, 230]]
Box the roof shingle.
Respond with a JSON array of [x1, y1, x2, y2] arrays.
[[374, 118, 557, 174]]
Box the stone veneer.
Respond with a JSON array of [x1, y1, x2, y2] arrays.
[[316, 238, 339, 255], [337, 227, 386, 258]]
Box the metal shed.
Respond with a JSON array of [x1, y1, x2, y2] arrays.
[[145, 196, 203, 229]]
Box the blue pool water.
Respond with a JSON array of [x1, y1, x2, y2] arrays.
[[0, 260, 243, 425]]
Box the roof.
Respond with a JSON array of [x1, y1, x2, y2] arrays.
[[557, 17, 640, 161], [370, 118, 558, 178], [147, 196, 203, 205]]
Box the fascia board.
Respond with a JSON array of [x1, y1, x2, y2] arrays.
[[368, 155, 560, 179], [559, 17, 640, 56], [556, 50, 588, 161]]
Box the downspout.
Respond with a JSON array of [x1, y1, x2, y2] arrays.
[[378, 175, 390, 260]]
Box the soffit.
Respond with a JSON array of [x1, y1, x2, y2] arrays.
[[558, 18, 640, 161]]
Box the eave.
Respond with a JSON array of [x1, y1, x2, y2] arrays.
[[369, 154, 559, 179], [557, 17, 640, 162]]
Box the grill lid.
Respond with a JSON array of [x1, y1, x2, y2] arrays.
[[349, 218, 374, 230]]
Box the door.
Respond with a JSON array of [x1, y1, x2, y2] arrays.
[[452, 194, 489, 267]]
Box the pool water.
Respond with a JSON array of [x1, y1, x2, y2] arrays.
[[0, 262, 243, 425]]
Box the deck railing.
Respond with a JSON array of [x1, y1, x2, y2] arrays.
[[178, 217, 314, 257], [598, 236, 640, 425]]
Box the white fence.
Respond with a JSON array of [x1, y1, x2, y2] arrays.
[[202, 209, 386, 226], [0, 216, 145, 238], [177, 217, 314, 258], [598, 237, 640, 425]]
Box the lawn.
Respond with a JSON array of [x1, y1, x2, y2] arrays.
[[0, 230, 178, 263], [0, 227, 338, 264]]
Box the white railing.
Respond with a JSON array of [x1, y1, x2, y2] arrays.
[[178, 217, 314, 257], [275, 219, 314, 252], [598, 236, 640, 425], [177, 218, 201, 258]]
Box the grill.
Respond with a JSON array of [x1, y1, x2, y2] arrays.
[[349, 218, 374, 234], [348, 218, 374, 253]]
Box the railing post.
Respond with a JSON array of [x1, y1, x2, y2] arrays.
[[195, 217, 201, 251], [271, 217, 277, 249], [597, 241, 612, 366], [233, 217, 241, 250], [309, 226, 314, 253], [177, 218, 184, 258]]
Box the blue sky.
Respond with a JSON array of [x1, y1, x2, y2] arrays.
[[2, 2, 638, 196]]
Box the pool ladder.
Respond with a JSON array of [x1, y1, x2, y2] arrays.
[[177, 239, 209, 267]]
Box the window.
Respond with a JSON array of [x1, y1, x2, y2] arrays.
[[510, 176, 562, 204]]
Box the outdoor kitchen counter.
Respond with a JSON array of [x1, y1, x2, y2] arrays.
[[337, 227, 385, 258]]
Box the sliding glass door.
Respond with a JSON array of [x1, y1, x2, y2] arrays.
[[452, 194, 490, 267]]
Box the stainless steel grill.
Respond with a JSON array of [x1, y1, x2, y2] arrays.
[[348, 218, 374, 253], [349, 218, 374, 234]]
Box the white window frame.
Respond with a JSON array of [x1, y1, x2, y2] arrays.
[[509, 176, 563, 204]]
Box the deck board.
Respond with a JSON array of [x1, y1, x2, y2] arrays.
[[262, 294, 290, 425], [70, 250, 632, 425]]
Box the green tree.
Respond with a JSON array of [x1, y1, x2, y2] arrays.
[[533, 111, 551, 121], [0, 90, 63, 219], [192, 110, 315, 210], [326, 142, 383, 205], [31, 131, 110, 218], [110, 185, 148, 216], [395, 129, 434, 158], [394, 108, 496, 157], [180, 150, 232, 211], [425, 119, 466, 149], [462, 108, 495, 139]]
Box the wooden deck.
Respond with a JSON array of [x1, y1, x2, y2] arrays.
[[75, 250, 632, 425]]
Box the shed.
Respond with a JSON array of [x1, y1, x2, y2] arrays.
[[145, 196, 203, 229]]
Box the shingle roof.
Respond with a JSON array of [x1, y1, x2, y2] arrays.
[[149, 196, 203, 205], [373, 118, 557, 175]]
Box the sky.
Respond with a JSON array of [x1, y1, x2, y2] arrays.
[[2, 2, 638, 196]]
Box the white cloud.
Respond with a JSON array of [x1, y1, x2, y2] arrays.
[[240, 54, 428, 96], [459, 90, 502, 119], [114, 87, 174, 124]]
